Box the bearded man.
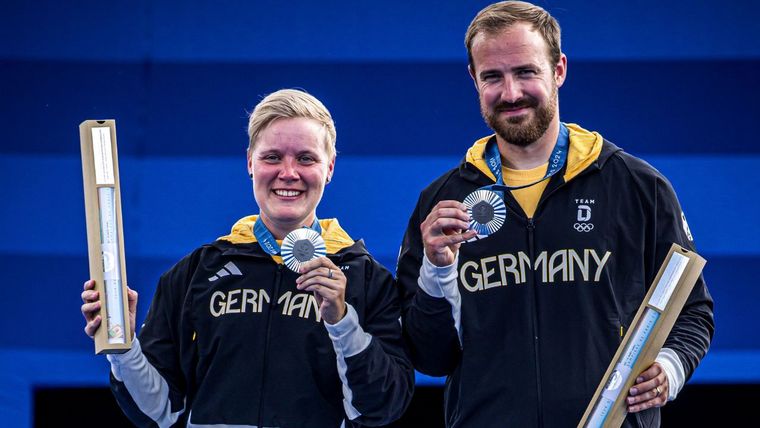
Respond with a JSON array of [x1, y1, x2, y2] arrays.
[[396, 2, 714, 427]]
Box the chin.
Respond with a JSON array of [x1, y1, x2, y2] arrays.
[[271, 212, 304, 223], [278, 208, 316, 224]]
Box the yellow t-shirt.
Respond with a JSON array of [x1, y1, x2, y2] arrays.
[[465, 123, 605, 219], [503, 163, 549, 218]]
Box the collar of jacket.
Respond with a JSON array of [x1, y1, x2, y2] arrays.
[[212, 215, 364, 259], [459, 122, 621, 185]]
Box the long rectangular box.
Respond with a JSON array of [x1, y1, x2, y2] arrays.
[[80, 120, 132, 354], [578, 243, 706, 427]]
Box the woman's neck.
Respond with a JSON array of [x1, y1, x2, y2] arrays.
[[259, 214, 316, 240]]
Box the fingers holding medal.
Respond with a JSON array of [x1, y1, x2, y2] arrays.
[[421, 200, 478, 267], [421, 189, 507, 266], [281, 228, 326, 272], [296, 256, 346, 324], [463, 189, 506, 239]]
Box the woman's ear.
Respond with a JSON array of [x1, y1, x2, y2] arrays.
[[247, 151, 253, 179], [326, 156, 335, 184]]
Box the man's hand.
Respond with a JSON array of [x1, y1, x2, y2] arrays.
[[627, 362, 669, 412], [421, 200, 477, 267]]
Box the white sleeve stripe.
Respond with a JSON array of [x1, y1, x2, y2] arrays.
[[325, 303, 372, 358], [419, 254, 462, 344], [656, 347, 686, 401], [107, 337, 185, 427], [327, 304, 366, 420]]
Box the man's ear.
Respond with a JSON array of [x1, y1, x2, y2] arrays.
[[555, 53, 568, 88], [468, 64, 480, 92]]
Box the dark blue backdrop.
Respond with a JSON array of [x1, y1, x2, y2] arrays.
[[2, 1, 759, 426]]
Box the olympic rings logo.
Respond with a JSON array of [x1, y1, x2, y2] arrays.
[[574, 222, 594, 232]]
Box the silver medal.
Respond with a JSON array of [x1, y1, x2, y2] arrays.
[[463, 189, 506, 239], [281, 228, 327, 272]]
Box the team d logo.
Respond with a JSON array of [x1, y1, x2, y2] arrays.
[[574, 199, 595, 232]]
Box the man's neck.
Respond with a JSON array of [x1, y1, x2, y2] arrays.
[[497, 120, 560, 170]]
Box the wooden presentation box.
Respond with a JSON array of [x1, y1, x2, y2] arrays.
[[579, 243, 706, 427], [80, 120, 132, 354]]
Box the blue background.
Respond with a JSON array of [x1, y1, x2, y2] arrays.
[[1, 0, 759, 425]]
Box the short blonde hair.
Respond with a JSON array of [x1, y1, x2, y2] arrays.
[[247, 89, 337, 158], [465, 1, 561, 68]]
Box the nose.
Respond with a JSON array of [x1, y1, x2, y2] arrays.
[[278, 158, 299, 181], [499, 77, 522, 104]]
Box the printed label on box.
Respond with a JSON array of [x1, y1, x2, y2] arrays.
[[648, 252, 689, 311], [91, 127, 114, 185]]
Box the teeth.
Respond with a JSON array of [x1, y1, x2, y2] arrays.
[[274, 190, 302, 197]]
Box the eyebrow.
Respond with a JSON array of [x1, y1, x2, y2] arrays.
[[478, 62, 541, 78], [514, 63, 541, 71], [297, 150, 323, 159], [478, 69, 501, 79]]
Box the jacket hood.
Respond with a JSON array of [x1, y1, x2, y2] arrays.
[[216, 215, 357, 255], [463, 123, 606, 183]]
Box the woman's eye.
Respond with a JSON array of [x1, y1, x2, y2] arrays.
[[299, 155, 316, 163]]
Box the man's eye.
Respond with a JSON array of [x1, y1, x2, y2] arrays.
[[299, 156, 316, 163], [263, 154, 280, 162]]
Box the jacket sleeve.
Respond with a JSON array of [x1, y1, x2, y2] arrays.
[[327, 258, 415, 426], [397, 193, 462, 376], [652, 176, 715, 381], [109, 254, 196, 428]]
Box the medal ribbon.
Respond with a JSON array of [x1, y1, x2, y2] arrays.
[[482, 122, 569, 195], [253, 217, 322, 256]]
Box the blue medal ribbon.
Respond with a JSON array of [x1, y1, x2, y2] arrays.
[[482, 122, 570, 195], [253, 217, 322, 256]]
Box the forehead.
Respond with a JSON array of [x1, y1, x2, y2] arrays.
[[470, 22, 551, 71], [254, 117, 327, 152]]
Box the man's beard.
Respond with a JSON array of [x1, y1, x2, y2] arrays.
[[482, 86, 558, 147]]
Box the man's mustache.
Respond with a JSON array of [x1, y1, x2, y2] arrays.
[[494, 97, 538, 112]]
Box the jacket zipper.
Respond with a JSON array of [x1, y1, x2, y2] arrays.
[[473, 156, 598, 426], [257, 264, 284, 428], [528, 179, 570, 427], [527, 173, 584, 426], [526, 218, 544, 428]]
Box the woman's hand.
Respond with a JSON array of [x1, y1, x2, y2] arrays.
[[81, 279, 138, 339], [296, 257, 346, 324]]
